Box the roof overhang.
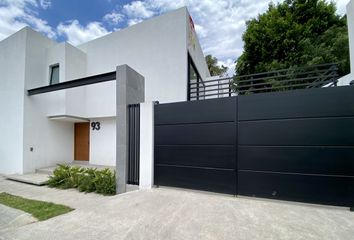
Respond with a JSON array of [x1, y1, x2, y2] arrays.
[[48, 115, 89, 123], [27, 71, 116, 96]]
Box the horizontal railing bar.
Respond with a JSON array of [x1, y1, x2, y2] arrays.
[[190, 64, 338, 86], [202, 76, 234, 82], [190, 82, 231, 90], [190, 72, 338, 91], [306, 78, 338, 88], [234, 63, 338, 79], [234, 73, 338, 89], [188, 63, 339, 100], [189, 90, 237, 98], [235, 69, 338, 84], [189, 79, 206, 88], [193, 67, 336, 85], [190, 86, 232, 94], [190, 78, 232, 85], [189, 82, 207, 87], [190, 68, 337, 87], [202, 78, 232, 83], [191, 91, 234, 98], [237, 79, 336, 93]]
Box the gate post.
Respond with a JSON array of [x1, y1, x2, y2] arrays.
[[116, 65, 144, 194], [139, 101, 154, 189]]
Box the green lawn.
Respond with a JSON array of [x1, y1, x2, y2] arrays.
[[0, 192, 74, 221]]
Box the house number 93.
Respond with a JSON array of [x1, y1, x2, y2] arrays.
[[91, 122, 101, 130]]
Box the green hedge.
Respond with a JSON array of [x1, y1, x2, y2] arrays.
[[47, 164, 116, 195]]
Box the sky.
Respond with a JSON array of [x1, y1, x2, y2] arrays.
[[0, 0, 350, 75]]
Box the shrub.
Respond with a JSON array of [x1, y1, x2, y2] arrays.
[[93, 169, 116, 195], [47, 164, 76, 189], [47, 165, 116, 195], [77, 168, 96, 193]]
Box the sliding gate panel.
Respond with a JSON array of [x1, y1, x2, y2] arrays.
[[237, 86, 354, 206], [154, 86, 354, 206], [154, 97, 237, 194]]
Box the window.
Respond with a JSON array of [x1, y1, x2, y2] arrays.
[[49, 64, 59, 85], [188, 55, 204, 100]]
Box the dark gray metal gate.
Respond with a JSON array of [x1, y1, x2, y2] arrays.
[[237, 86, 354, 206], [154, 97, 237, 194], [128, 104, 140, 185], [154, 86, 354, 207]]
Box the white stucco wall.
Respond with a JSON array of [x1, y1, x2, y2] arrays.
[[347, 0, 354, 79], [338, 0, 354, 85], [64, 44, 87, 117], [23, 29, 74, 173], [78, 7, 189, 105], [85, 81, 116, 118], [139, 102, 154, 189], [89, 117, 116, 166], [0, 29, 27, 174], [0, 7, 210, 173]]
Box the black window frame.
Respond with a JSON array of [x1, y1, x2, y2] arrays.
[[187, 54, 205, 101], [49, 64, 60, 85]]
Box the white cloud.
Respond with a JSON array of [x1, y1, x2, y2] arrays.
[[103, 12, 124, 25], [194, 24, 207, 38], [23, 13, 55, 38], [0, 0, 54, 41], [119, 0, 279, 73], [336, 0, 350, 15], [123, 1, 155, 18], [0, 4, 27, 40], [0, 0, 349, 69], [127, 18, 143, 26], [119, 0, 348, 74], [39, 0, 51, 9], [57, 20, 110, 45], [217, 58, 236, 77]]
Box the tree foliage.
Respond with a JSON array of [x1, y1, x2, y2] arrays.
[[236, 0, 349, 76], [205, 54, 228, 76]]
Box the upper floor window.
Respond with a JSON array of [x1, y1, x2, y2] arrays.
[[188, 55, 204, 101], [49, 64, 59, 85]]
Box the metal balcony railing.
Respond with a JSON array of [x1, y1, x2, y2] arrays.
[[188, 63, 339, 100]]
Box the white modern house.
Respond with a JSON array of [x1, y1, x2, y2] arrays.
[[0, 7, 210, 175], [1, 0, 354, 196]]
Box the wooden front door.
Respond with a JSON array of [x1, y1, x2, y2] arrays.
[[74, 123, 89, 161]]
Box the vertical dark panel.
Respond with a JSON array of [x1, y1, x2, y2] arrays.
[[235, 96, 238, 196], [128, 104, 140, 185], [154, 97, 237, 195]]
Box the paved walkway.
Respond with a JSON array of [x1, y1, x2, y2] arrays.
[[0, 176, 353, 240], [0, 205, 37, 231]]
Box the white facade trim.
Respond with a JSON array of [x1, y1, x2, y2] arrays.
[[139, 102, 154, 189]]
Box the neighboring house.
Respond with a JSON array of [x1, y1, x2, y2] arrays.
[[0, 7, 210, 175]]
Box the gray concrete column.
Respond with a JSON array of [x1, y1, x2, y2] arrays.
[[116, 65, 144, 194]]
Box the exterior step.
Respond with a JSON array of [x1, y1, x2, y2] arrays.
[[6, 173, 49, 186], [35, 167, 56, 175]]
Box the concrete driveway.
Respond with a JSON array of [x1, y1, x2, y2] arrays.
[[0, 176, 353, 240], [0, 205, 37, 231]]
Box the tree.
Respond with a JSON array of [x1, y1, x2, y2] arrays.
[[235, 0, 350, 76], [205, 54, 228, 76]]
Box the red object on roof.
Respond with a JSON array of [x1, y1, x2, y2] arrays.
[[189, 15, 195, 31]]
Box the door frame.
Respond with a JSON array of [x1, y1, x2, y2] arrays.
[[74, 122, 90, 161]]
